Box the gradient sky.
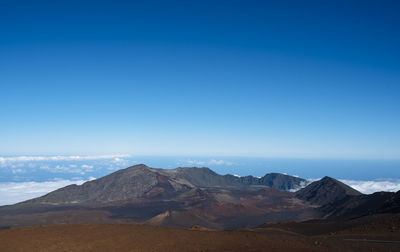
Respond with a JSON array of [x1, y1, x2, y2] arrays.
[[1, 0, 399, 158]]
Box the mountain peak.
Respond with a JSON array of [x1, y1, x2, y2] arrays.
[[320, 176, 336, 181], [126, 164, 150, 169], [296, 176, 362, 206]]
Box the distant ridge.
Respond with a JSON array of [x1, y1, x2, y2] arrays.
[[1, 164, 398, 230], [224, 173, 307, 191], [155, 167, 307, 190], [19, 164, 305, 206], [154, 167, 240, 188]]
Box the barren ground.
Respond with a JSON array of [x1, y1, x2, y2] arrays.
[[0, 222, 399, 252]]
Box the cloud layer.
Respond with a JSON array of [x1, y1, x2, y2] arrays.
[[0, 179, 89, 206], [0, 154, 130, 164], [340, 179, 400, 194], [0, 155, 132, 179], [177, 159, 234, 166]]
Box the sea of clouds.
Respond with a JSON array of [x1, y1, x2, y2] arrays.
[[0, 179, 88, 205], [340, 179, 400, 194]]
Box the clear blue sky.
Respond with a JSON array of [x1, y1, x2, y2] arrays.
[[1, 0, 399, 158]]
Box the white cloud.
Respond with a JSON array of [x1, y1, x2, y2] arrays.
[[11, 168, 25, 174], [113, 157, 127, 163], [0, 154, 130, 165], [208, 159, 234, 165], [340, 179, 400, 194], [289, 180, 312, 192], [81, 164, 94, 171], [0, 179, 87, 206], [178, 159, 234, 166]]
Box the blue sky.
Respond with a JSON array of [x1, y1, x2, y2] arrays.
[[1, 0, 400, 158]]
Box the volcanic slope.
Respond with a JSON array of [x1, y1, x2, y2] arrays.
[[0, 164, 313, 229], [295, 176, 400, 219], [295, 176, 362, 206], [2, 164, 398, 230], [18, 164, 305, 206]]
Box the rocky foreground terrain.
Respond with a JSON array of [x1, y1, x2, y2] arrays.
[[0, 214, 399, 252]]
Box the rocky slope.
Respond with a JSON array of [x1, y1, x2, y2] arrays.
[[24, 164, 192, 205], [0, 164, 311, 229], [20, 164, 305, 206], [295, 176, 362, 206], [1, 164, 398, 230], [295, 176, 400, 219], [224, 173, 307, 191]]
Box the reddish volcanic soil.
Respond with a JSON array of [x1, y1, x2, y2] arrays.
[[0, 220, 399, 252], [0, 223, 324, 252]]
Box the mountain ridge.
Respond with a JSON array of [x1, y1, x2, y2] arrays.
[[20, 164, 306, 206], [1, 164, 398, 231]]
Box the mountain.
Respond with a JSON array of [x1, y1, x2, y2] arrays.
[[319, 191, 399, 218], [295, 176, 400, 219], [224, 173, 307, 191], [295, 176, 362, 206], [21, 164, 305, 206], [155, 166, 306, 190], [1, 165, 398, 231], [0, 164, 312, 229], [24, 164, 192, 205], [378, 190, 400, 213], [154, 167, 241, 188]]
